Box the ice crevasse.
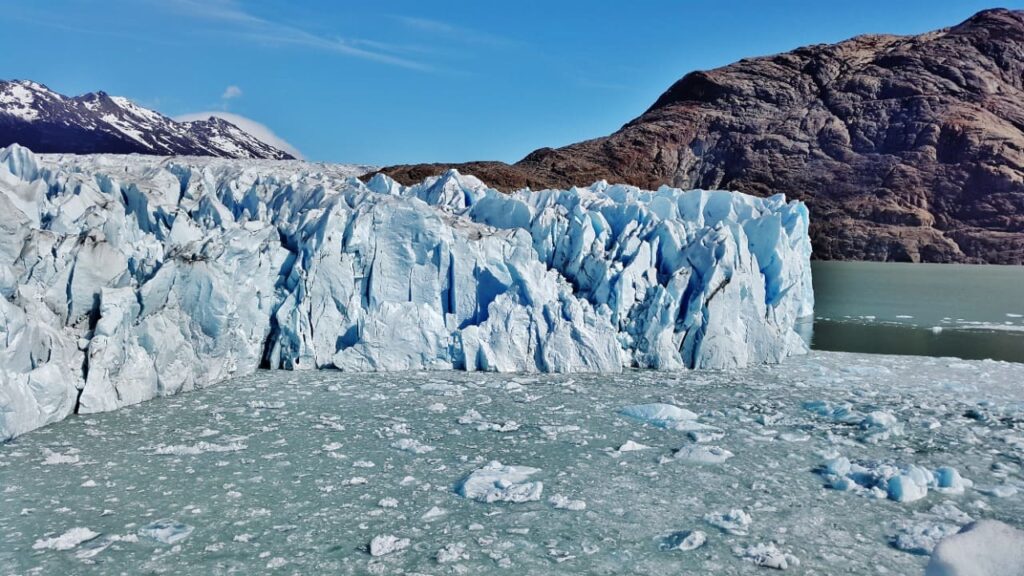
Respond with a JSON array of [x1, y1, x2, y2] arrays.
[[0, 144, 813, 438]]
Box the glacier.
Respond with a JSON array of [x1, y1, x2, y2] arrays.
[[0, 144, 812, 439]]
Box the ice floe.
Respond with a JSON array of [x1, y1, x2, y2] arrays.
[[369, 534, 409, 557], [455, 461, 543, 503], [138, 519, 194, 545], [32, 527, 100, 551]]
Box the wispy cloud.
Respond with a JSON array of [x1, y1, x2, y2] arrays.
[[393, 15, 512, 47], [162, 0, 433, 71]]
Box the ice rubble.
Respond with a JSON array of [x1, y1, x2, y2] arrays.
[[818, 456, 972, 503], [0, 144, 813, 439]]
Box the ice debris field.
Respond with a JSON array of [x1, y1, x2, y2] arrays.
[[2, 352, 1024, 574], [0, 144, 812, 439]]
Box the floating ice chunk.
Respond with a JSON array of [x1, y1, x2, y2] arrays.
[[457, 409, 519, 432], [378, 497, 399, 508], [391, 438, 435, 454], [420, 383, 464, 396], [689, 430, 726, 443], [369, 534, 409, 557], [455, 461, 543, 503], [615, 440, 651, 453], [659, 530, 707, 551], [704, 509, 752, 535], [889, 474, 929, 503], [152, 441, 246, 455], [737, 542, 800, 570], [802, 401, 861, 424], [548, 494, 586, 510], [825, 456, 852, 478], [41, 448, 79, 465], [935, 467, 972, 494], [860, 410, 904, 443], [891, 522, 961, 555], [619, 403, 700, 429], [421, 506, 447, 521], [540, 424, 582, 436], [819, 457, 962, 503], [927, 520, 1024, 576], [977, 485, 1018, 498], [138, 519, 194, 545], [248, 400, 285, 409], [74, 535, 119, 559], [32, 527, 100, 551], [436, 542, 468, 563], [673, 444, 734, 464]]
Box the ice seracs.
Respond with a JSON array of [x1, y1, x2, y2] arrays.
[[0, 145, 813, 439]]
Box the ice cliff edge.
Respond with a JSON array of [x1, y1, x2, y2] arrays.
[[0, 144, 813, 439]]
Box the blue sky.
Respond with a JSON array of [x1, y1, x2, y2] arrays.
[[1, 1, 1019, 164]]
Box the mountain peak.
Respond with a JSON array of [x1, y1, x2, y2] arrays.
[[372, 8, 1024, 264], [0, 80, 293, 160]]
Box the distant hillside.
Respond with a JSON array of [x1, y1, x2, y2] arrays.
[[0, 80, 293, 160], [376, 9, 1024, 264]]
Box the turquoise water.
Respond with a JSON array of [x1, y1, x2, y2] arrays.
[[3, 352, 1023, 574], [809, 262, 1024, 362]]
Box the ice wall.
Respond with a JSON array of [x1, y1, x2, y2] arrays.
[[0, 144, 813, 438]]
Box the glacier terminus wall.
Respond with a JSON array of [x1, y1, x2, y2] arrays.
[[0, 144, 813, 439]]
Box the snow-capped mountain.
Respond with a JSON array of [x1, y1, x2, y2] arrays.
[[0, 80, 294, 159]]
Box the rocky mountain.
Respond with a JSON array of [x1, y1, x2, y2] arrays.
[[376, 9, 1024, 264], [0, 80, 293, 160]]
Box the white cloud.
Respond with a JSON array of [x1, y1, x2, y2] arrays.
[[221, 85, 243, 99], [175, 111, 303, 159]]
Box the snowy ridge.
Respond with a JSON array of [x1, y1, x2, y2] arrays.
[[0, 145, 812, 439], [0, 80, 295, 159]]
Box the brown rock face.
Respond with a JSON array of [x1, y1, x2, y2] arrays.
[[375, 9, 1024, 263]]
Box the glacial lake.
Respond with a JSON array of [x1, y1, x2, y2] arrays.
[[807, 261, 1024, 363], [3, 352, 1023, 574]]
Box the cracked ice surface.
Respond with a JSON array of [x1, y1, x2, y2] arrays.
[[2, 351, 1023, 574], [0, 144, 812, 439]]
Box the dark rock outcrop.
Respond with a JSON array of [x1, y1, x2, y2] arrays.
[[376, 9, 1024, 263]]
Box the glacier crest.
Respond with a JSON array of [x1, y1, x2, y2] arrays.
[[0, 145, 813, 439]]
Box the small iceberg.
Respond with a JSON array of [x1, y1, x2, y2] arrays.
[[138, 519, 194, 545], [32, 527, 100, 551], [455, 461, 543, 503], [659, 530, 707, 551], [619, 403, 706, 431]]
